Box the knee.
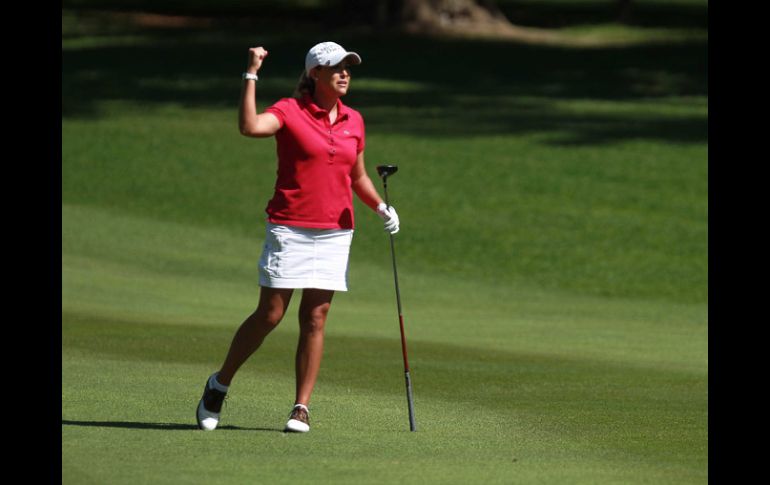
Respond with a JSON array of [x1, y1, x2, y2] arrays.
[[253, 306, 285, 329], [300, 304, 330, 334]]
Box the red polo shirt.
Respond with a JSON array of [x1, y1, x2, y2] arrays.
[[264, 95, 365, 229]]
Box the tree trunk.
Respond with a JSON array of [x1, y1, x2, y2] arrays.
[[399, 0, 517, 36], [616, 0, 634, 24]]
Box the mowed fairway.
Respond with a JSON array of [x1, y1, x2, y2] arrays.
[[62, 7, 707, 485]]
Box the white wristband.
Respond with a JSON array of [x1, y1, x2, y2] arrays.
[[242, 72, 258, 81]]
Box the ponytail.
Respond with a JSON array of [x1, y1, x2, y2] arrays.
[[293, 70, 315, 98]]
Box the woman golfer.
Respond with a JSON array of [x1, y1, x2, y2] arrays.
[[196, 42, 399, 433]]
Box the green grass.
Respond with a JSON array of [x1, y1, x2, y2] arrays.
[[62, 7, 707, 484], [62, 205, 706, 484]]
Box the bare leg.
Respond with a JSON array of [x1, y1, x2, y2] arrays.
[[294, 288, 334, 406], [217, 287, 294, 386]]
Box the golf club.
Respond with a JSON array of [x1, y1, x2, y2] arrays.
[[375, 164, 416, 432]]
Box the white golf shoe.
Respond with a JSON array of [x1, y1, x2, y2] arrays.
[[284, 404, 310, 433], [196, 374, 227, 431]]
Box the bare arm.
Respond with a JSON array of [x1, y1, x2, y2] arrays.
[[351, 151, 384, 210], [239, 47, 281, 138], [352, 151, 401, 234]]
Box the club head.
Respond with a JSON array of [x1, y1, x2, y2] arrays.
[[376, 165, 398, 179]]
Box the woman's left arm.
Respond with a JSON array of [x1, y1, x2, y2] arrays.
[[351, 151, 384, 210], [352, 151, 400, 233]]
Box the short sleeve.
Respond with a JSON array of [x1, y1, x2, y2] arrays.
[[264, 98, 292, 129]]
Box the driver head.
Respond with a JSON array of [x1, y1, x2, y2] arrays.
[[376, 165, 398, 179]]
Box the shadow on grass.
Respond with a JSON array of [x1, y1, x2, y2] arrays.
[[497, 0, 708, 30], [62, 15, 707, 145], [61, 419, 283, 432]]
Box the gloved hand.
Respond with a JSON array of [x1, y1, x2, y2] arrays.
[[376, 202, 400, 234]]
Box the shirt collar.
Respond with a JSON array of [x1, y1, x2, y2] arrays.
[[301, 94, 350, 122]]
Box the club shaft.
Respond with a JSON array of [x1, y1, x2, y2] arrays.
[[384, 182, 406, 355], [405, 370, 416, 432], [383, 177, 416, 431], [389, 235, 405, 323]]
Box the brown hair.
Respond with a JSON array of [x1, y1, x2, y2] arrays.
[[292, 70, 315, 98]]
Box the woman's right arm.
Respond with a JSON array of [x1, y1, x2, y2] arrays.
[[239, 47, 281, 138]]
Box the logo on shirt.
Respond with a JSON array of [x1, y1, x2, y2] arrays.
[[343, 130, 350, 135]]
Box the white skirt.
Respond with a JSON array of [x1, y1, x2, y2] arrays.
[[258, 222, 354, 292]]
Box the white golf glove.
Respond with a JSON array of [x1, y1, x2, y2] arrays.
[[376, 202, 400, 234]]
